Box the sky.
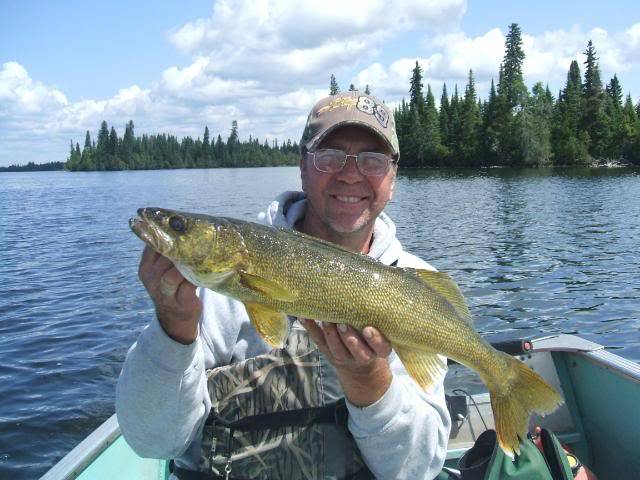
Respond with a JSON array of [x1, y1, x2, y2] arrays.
[[1, 0, 639, 167]]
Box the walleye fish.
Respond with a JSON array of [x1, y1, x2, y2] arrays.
[[130, 207, 563, 456]]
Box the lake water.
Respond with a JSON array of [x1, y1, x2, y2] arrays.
[[1, 167, 639, 478]]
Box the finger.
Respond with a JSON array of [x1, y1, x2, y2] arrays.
[[299, 319, 328, 350], [337, 324, 374, 363], [158, 266, 185, 298], [176, 280, 199, 308], [322, 322, 352, 362], [361, 326, 392, 358], [138, 246, 160, 279]]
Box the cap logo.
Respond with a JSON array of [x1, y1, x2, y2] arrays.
[[356, 96, 389, 128], [317, 97, 358, 116]]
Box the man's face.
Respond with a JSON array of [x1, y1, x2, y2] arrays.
[[300, 125, 396, 235]]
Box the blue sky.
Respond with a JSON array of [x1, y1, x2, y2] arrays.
[[1, 0, 639, 166]]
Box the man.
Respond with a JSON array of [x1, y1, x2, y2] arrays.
[[116, 91, 451, 479]]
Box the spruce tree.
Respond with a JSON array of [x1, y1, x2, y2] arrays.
[[329, 74, 340, 95], [495, 24, 528, 164], [95, 120, 110, 170], [423, 84, 444, 165], [409, 61, 425, 114], [459, 70, 481, 164], [439, 83, 450, 152], [348, 84, 356, 91], [581, 40, 610, 159], [364, 84, 371, 95]]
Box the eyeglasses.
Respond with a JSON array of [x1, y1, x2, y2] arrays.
[[307, 149, 396, 177]]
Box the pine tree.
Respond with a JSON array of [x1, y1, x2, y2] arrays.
[[499, 23, 527, 109], [423, 84, 444, 165], [95, 120, 110, 170], [329, 74, 340, 95], [409, 61, 425, 114], [202, 126, 211, 167], [439, 84, 451, 156], [481, 79, 499, 165], [121, 120, 135, 168], [605, 75, 624, 158], [518, 82, 553, 165], [581, 40, 610, 159], [552, 60, 589, 165], [348, 84, 356, 91], [364, 84, 371, 95], [459, 70, 482, 164]]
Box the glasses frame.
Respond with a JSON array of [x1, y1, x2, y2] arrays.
[[307, 148, 397, 177]]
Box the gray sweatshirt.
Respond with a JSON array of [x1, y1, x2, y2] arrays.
[[116, 191, 451, 479]]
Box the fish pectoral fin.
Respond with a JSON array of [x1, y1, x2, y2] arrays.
[[244, 302, 290, 348], [239, 272, 297, 303], [407, 269, 472, 325], [394, 345, 448, 391]]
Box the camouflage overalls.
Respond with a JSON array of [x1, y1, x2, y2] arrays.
[[190, 320, 373, 480]]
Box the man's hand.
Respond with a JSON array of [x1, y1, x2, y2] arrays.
[[300, 319, 393, 407], [138, 246, 202, 344]]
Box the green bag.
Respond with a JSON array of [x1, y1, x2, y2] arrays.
[[454, 428, 575, 480]]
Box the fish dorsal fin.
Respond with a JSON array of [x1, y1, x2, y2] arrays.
[[244, 302, 290, 348], [394, 345, 448, 390], [406, 268, 472, 325], [239, 271, 297, 302]]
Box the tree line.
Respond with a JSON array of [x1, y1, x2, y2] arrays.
[[65, 120, 300, 171], [0, 161, 66, 172], [391, 23, 640, 167]]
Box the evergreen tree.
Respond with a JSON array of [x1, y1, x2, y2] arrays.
[[518, 82, 553, 165], [95, 120, 110, 170], [605, 75, 624, 158], [409, 61, 425, 114], [581, 40, 610, 159], [423, 84, 445, 165], [439, 83, 450, 152], [495, 24, 528, 164], [459, 70, 482, 164], [552, 60, 589, 165], [348, 84, 356, 91], [121, 120, 135, 169], [364, 84, 371, 95], [329, 74, 340, 95], [481, 79, 499, 165]]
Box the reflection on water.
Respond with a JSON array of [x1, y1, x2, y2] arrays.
[[0, 166, 639, 478]]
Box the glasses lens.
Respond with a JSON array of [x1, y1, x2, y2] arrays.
[[311, 149, 346, 173], [357, 152, 392, 176]]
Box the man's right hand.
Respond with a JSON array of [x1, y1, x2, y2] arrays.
[[138, 246, 202, 344]]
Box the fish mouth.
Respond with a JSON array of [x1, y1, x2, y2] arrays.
[[129, 208, 173, 255]]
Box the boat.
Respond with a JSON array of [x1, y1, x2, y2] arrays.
[[40, 334, 640, 480]]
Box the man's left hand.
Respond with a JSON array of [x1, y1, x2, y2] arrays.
[[300, 319, 393, 407]]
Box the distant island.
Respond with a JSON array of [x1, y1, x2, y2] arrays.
[[0, 161, 65, 172], [4, 23, 639, 173]]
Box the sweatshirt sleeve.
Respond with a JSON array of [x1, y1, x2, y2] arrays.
[[115, 289, 269, 460], [345, 354, 451, 480], [115, 314, 211, 459]]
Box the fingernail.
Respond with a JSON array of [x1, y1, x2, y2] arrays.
[[363, 327, 374, 339], [337, 324, 348, 333]]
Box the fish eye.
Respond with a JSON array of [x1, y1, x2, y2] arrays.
[[169, 215, 186, 233]]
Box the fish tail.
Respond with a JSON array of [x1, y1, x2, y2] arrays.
[[487, 352, 564, 457]]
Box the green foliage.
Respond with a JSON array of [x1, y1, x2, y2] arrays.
[[66, 121, 299, 171], [395, 27, 635, 168], [329, 74, 340, 95], [364, 84, 371, 95]]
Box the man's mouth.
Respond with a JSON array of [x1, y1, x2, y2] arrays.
[[332, 195, 367, 204]]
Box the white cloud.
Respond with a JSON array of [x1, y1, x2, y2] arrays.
[[0, 62, 67, 116]]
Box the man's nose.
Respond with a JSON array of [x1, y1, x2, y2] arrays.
[[335, 156, 363, 182]]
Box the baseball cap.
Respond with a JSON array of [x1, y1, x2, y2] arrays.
[[300, 91, 400, 161]]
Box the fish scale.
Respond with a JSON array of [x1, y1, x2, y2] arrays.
[[130, 207, 563, 456]]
